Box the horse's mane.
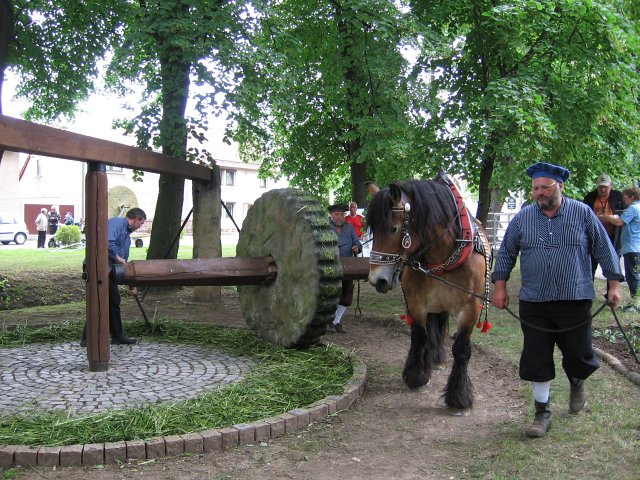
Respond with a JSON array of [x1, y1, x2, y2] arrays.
[[366, 180, 459, 244]]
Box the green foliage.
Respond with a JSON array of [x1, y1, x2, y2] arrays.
[[0, 276, 10, 309], [227, 0, 422, 201], [4, 0, 130, 121], [53, 225, 82, 246], [410, 0, 640, 218], [4, 0, 639, 230]]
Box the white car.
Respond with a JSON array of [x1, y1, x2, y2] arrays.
[[0, 214, 29, 245]]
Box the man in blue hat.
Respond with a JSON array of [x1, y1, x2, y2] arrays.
[[491, 162, 623, 438]]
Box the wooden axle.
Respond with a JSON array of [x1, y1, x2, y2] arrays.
[[112, 256, 370, 287]]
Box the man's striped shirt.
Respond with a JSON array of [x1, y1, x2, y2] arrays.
[[491, 197, 623, 302]]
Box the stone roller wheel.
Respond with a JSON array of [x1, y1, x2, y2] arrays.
[[237, 188, 342, 348]]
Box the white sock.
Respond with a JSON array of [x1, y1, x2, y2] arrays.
[[333, 305, 347, 325], [531, 381, 551, 403]]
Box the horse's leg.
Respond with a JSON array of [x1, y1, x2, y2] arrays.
[[403, 320, 432, 389], [444, 326, 473, 410], [425, 312, 448, 367]]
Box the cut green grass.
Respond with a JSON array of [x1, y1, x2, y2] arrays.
[[0, 319, 354, 447]]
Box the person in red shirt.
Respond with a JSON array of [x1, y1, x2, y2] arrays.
[[345, 201, 365, 239]]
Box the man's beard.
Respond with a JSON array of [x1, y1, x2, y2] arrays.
[[536, 195, 560, 211]]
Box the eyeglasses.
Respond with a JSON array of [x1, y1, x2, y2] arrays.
[[532, 182, 557, 193]]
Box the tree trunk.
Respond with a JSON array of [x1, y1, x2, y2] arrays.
[[191, 166, 222, 304], [350, 162, 367, 206], [0, 0, 13, 164], [147, 54, 190, 261], [475, 153, 495, 225]]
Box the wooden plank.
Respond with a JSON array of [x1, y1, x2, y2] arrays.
[[340, 256, 370, 281], [113, 256, 370, 287], [0, 114, 212, 181], [114, 257, 278, 287], [84, 166, 111, 371]]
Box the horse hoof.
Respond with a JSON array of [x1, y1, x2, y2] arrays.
[[448, 408, 471, 417], [417, 383, 430, 393]]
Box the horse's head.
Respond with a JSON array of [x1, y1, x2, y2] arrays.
[[366, 180, 458, 293], [366, 182, 413, 293]]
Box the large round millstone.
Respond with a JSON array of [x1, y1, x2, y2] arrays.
[[237, 188, 342, 348]]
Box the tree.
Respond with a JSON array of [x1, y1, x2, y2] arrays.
[[227, 0, 418, 205], [0, 0, 127, 120], [2, 0, 242, 261], [105, 0, 247, 261], [409, 0, 640, 222], [0, 0, 126, 164]]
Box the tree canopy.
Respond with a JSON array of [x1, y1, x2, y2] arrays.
[[409, 0, 640, 220], [226, 0, 421, 204], [2, 0, 638, 226]]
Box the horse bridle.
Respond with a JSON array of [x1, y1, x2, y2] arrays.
[[369, 197, 464, 276]]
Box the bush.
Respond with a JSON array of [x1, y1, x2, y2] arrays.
[[54, 225, 82, 245]]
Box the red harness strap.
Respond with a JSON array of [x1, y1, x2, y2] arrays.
[[425, 173, 474, 275]]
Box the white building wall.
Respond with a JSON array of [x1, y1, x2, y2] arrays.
[[0, 150, 289, 234]]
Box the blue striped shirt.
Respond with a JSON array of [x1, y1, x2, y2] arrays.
[[491, 197, 623, 301]]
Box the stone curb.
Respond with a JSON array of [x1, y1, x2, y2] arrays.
[[0, 355, 367, 468]]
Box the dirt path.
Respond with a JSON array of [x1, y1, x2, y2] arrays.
[[10, 292, 528, 480], [4, 282, 637, 479]]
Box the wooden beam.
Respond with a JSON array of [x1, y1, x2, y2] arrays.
[[0, 114, 212, 181], [113, 256, 370, 287], [84, 164, 111, 371]]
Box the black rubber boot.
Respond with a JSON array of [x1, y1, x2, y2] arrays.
[[525, 400, 552, 438]]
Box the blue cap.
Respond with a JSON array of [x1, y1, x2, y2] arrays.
[[525, 162, 571, 183]]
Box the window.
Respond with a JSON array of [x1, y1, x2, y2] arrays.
[[106, 165, 124, 173], [259, 178, 267, 188], [225, 170, 236, 186], [223, 202, 235, 218], [243, 203, 252, 217]]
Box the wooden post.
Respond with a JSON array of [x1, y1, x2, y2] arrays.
[[85, 163, 110, 371], [192, 166, 222, 303]]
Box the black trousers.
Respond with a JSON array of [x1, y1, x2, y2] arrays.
[[37, 231, 46, 248], [108, 276, 124, 339], [519, 300, 599, 383], [82, 275, 125, 340], [339, 280, 355, 307]]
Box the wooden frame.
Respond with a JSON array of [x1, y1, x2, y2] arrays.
[[1, 114, 213, 370]]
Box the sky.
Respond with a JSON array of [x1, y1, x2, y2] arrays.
[[3, 72, 238, 161]]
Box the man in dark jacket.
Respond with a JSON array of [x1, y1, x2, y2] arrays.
[[583, 173, 625, 280], [328, 203, 362, 333]]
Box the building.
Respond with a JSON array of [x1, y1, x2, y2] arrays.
[[0, 149, 288, 236]]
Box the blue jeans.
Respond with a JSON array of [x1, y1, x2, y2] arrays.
[[623, 252, 640, 297]]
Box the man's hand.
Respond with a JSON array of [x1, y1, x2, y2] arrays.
[[606, 281, 621, 308], [492, 280, 509, 309], [129, 286, 138, 296]]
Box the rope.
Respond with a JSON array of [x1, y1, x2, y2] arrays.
[[406, 259, 638, 348]]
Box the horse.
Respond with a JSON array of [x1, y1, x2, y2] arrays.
[[366, 176, 491, 411]]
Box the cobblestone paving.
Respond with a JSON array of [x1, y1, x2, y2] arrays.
[[0, 342, 254, 417]]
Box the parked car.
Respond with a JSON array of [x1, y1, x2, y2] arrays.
[[0, 214, 29, 245]]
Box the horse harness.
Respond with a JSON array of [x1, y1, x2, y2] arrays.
[[369, 173, 493, 329], [369, 173, 490, 277]]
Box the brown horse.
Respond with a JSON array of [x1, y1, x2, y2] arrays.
[[366, 177, 491, 411]]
